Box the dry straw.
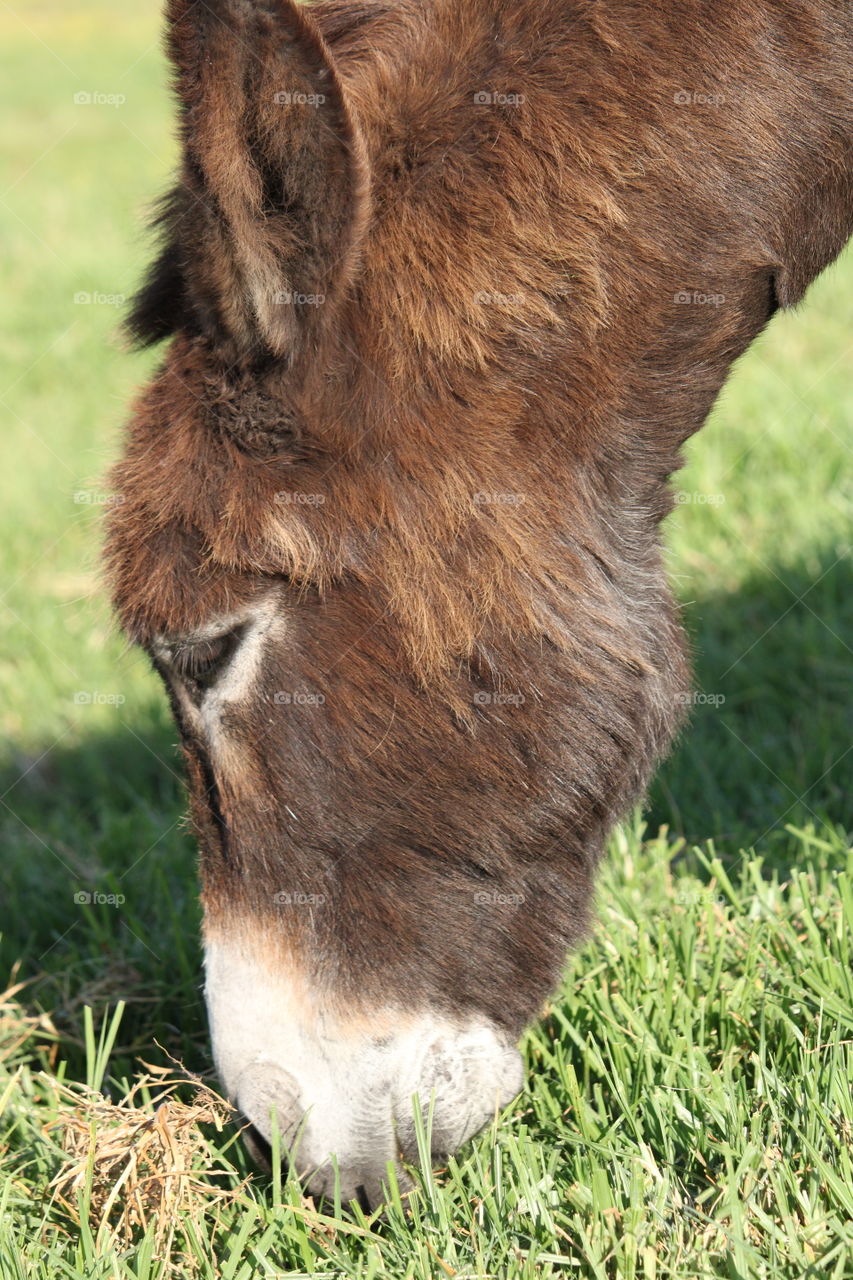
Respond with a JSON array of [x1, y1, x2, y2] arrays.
[[1, 980, 245, 1268], [45, 1062, 245, 1259]]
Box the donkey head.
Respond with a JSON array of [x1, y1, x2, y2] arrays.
[[106, 0, 853, 1206], [111, 0, 570, 1204]]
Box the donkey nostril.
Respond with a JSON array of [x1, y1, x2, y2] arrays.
[[395, 1028, 524, 1163], [234, 1062, 302, 1169], [354, 1184, 372, 1214], [240, 1119, 274, 1171]]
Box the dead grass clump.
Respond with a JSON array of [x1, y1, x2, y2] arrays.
[[0, 975, 59, 1070], [46, 1062, 244, 1263]]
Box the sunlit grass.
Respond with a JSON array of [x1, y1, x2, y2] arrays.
[[3, 825, 852, 1277]]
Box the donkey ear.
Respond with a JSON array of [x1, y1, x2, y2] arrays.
[[146, 0, 369, 366], [126, 189, 192, 348]]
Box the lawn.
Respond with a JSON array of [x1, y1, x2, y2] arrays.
[[0, 2, 851, 1277]]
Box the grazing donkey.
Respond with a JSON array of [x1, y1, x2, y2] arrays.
[[106, 0, 853, 1205]]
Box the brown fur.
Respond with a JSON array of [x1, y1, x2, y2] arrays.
[[107, 0, 853, 1035]]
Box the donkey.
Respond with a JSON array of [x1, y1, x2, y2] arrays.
[[105, 0, 853, 1206]]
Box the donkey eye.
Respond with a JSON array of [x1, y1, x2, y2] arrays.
[[170, 627, 244, 690]]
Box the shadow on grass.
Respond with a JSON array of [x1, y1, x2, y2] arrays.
[[0, 709, 206, 1075], [649, 545, 851, 858]]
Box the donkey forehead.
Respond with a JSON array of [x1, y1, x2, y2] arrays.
[[104, 353, 331, 645], [105, 504, 287, 649]]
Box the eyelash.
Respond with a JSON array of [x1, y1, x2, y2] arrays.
[[171, 629, 243, 690]]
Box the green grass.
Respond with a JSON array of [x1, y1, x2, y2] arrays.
[[0, 2, 851, 1276]]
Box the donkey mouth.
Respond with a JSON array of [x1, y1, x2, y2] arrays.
[[206, 936, 524, 1207], [240, 1120, 375, 1214], [228, 1031, 523, 1207]]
